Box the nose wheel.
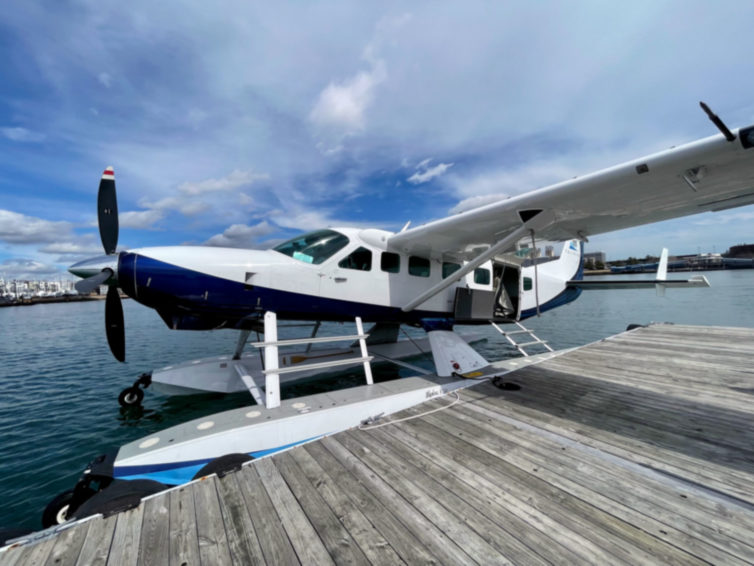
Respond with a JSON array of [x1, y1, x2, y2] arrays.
[[118, 372, 151, 407]]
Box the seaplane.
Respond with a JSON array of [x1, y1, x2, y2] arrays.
[[42, 103, 754, 527]]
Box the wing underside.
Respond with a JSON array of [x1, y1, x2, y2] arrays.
[[388, 125, 754, 258]]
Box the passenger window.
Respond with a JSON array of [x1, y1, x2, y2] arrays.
[[409, 256, 430, 277], [523, 277, 533, 291], [381, 252, 400, 273], [442, 262, 461, 278], [338, 247, 372, 271], [474, 268, 491, 285]]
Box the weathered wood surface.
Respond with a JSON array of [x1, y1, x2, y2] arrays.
[[3, 323, 754, 565]]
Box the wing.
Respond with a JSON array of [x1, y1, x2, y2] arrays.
[[388, 124, 754, 257]]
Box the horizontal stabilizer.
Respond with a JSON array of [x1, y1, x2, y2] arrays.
[[428, 330, 489, 377], [567, 275, 710, 290]]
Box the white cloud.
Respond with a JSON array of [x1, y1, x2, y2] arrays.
[[139, 196, 210, 217], [1, 127, 45, 143], [449, 193, 509, 215], [309, 15, 404, 138], [119, 209, 165, 229], [0, 210, 73, 244], [267, 206, 373, 232], [2, 1, 754, 265], [178, 201, 211, 216], [309, 62, 387, 133], [693, 211, 754, 226], [1, 258, 59, 276], [178, 170, 269, 196], [408, 160, 454, 185], [449, 162, 578, 200], [205, 221, 276, 248], [39, 241, 102, 255], [269, 209, 337, 231], [98, 72, 113, 88], [127, 168, 271, 231]]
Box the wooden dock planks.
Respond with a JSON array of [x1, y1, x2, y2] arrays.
[[2, 323, 754, 565]]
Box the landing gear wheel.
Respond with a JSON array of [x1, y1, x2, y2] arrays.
[[42, 490, 75, 528], [118, 386, 144, 407], [42, 484, 97, 528]]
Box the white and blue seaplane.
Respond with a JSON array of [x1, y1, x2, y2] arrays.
[[44, 103, 754, 526]]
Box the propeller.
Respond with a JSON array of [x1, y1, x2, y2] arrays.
[[69, 167, 126, 361], [97, 166, 119, 254], [105, 285, 125, 362], [74, 268, 113, 294]]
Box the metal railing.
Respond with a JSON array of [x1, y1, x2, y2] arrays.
[[242, 312, 374, 409], [490, 320, 554, 357]]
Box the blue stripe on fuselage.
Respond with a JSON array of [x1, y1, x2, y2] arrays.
[[118, 252, 446, 327]]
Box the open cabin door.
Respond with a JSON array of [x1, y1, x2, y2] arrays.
[[453, 261, 521, 322]]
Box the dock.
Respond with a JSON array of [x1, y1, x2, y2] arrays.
[[3, 323, 754, 564]]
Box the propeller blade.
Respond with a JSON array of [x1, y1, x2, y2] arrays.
[[74, 269, 112, 294], [105, 285, 125, 362], [97, 166, 119, 255]]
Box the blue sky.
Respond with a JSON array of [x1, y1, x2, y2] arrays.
[[2, 1, 754, 279]]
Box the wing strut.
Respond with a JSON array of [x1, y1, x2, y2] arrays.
[[401, 210, 555, 312]]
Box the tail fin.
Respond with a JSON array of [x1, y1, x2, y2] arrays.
[[547, 239, 583, 281], [656, 248, 669, 296]]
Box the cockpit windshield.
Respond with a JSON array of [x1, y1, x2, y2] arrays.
[[273, 229, 350, 264]]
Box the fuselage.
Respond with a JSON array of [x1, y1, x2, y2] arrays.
[[105, 227, 583, 331]]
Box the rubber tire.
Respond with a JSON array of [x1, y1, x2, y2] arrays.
[[118, 386, 144, 407], [42, 490, 75, 528], [192, 453, 254, 480]]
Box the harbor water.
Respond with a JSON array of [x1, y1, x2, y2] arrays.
[[1, 269, 753, 532]]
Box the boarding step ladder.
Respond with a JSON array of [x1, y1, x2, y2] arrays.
[[234, 311, 374, 409], [490, 320, 554, 357]]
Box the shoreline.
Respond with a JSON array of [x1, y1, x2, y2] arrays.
[[0, 295, 105, 308]]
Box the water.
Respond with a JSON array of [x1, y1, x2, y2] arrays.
[[1, 269, 753, 531]]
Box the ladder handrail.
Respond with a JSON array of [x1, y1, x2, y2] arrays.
[[256, 312, 374, 409], [265, 355, 373, 376], [490, 320, 554, 357], [250, 334, 367, 348]]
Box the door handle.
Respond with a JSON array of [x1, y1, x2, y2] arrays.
[[334, 277, 347, 283]]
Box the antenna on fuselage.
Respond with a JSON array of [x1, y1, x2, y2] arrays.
[[400, 220, 411, 232], [700, 101, 736, 142]]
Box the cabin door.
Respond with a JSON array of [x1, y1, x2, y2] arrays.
[[492, 262, 520, 320]]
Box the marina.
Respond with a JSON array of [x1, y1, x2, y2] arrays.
[[0, 278, 85, 306], [4, 5, 754, 565], [2, 322, 753, 564]]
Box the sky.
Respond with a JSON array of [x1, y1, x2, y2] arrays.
[[2, 1, 754, 280]]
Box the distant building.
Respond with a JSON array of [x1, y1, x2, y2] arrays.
[[584, 251, 606, 268], [726, 244, 754, 258]]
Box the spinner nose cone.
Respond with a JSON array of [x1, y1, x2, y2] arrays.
[[69, 254, 119, 282]]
